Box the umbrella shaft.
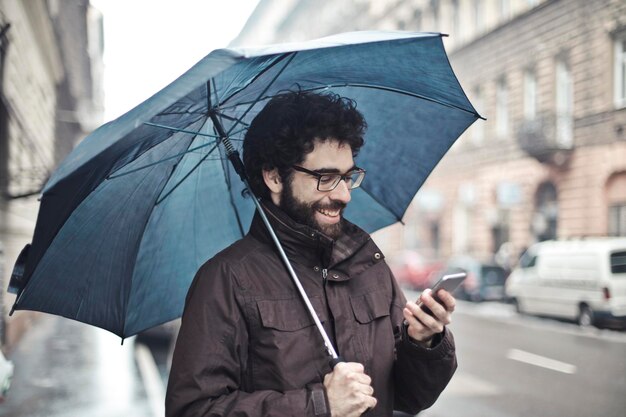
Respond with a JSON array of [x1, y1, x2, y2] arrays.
[[211, 110, 338, 359], [246, 180, 339, 360], [209, 112, 247, 182]]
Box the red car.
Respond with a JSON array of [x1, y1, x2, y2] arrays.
[[389, 251, 444, 290]]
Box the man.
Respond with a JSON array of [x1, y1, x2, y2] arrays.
[[166, 91, 457, 417]]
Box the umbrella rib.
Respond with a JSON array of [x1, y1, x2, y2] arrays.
[[143, 122, 221, 138], [213, 112, 251, 128], [108, 127, 246, 181], [212, 53, 299, 237], [154, 141, 221, 206], [224, 52, 298, 137], [218, 83, 482, 119], [155, 111, 207, 116], [107, 140, 220, 180], [211, 77, 220, 108], [306, 84, 482, 118]]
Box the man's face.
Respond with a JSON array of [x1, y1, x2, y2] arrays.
[[280, 139, 355, 239]]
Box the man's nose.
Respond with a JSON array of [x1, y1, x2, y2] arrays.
[[329, 179, 352, 203]]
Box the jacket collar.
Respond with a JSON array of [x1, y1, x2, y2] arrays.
[[248, 200, 371, 269]]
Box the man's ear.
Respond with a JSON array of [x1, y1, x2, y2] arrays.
[[262, 168, 283, 195]]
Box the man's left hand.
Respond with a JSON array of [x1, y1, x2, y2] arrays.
[[403, 289, 456, 347]]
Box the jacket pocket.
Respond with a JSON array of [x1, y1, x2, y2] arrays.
[[350, 289, 391, 324], [252, 297, 328, 391], [257, 296, 327, 331], [349, 289, 395, 371]]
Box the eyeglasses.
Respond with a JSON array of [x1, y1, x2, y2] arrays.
[[291, 165, 366, 192]]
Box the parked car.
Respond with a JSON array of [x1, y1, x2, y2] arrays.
[[505, 238, 626, 329], [438, 256, 509, 302], [389, 250, 443, 290]]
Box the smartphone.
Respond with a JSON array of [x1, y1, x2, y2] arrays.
[[418, 272, 467, 315]]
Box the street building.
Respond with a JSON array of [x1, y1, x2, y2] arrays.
[[234, 0, 626, 267], [0, 0, 104, 351]]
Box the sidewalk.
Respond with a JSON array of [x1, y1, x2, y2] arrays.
[[0, 314, 152, 417]]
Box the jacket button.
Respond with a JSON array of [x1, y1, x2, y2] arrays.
[[374, 252, 382, 260], [313, 266, 320, 272], [332, 273, 339, 279]]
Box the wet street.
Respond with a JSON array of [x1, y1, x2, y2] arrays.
[[0, 315, 154, 417], [403, 292, 626, 417], [1, 298, 625, 417]]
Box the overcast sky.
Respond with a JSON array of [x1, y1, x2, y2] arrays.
[[90, 0, 259, 121]]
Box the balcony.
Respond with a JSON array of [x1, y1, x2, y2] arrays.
[[516, 112, 573, 166]]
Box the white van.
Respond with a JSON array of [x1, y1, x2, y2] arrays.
[[505, 238, 626, 329]]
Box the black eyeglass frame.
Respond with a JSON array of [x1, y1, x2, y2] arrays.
[[291, 165, 366, 192]]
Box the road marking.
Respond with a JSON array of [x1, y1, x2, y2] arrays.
[[506, 349, 577, 374], [135, 343, 166, 417]]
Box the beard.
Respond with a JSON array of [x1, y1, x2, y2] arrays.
[[280, 180, 346, 240]]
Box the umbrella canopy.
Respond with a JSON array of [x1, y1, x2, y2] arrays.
[[9, 31, 481, 339]]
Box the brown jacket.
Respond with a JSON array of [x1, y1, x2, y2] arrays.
[[166, 203, 457, 417]]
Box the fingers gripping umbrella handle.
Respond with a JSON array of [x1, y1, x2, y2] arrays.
[[212, 122, 339, 359]]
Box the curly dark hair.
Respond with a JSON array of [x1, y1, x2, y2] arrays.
[[242, 90, 367, 199]]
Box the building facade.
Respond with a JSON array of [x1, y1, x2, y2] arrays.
[[234, 0, 626, 267], [0, 0, 103, 350]]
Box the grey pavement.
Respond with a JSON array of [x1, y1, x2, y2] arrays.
[[0, 314, 153, 417]]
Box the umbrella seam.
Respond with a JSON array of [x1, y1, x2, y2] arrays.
[[436, 35, 485, 120], [224, 53, 299, 138], [216, 52, 295, 115], [105, 115, 206, 179], [121, 134, 200, 337]]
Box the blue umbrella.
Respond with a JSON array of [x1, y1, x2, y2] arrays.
[[9, 31, 481, 340]]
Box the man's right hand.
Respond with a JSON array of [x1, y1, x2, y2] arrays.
[[323, 362, 377, 417]]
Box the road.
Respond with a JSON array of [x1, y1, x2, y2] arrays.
[[400, 291, 626, 417]]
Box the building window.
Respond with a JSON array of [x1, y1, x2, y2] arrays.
[[472, 86, 484, 145], [500, 0, 510, 19], [615, 35, 626, 108], [607, 172, 626, 236], [430, 221, 441, 257], [413, 9, 423, 31], [524, 70, 537, 120], [451, 0, 460, 31], [430, 0, 440, 29], [453, 204, 471, 254], [609, 204, 626, 236], [533, 182, 558, 242], [556, 59, 573, 148], [474, 0, 484, 33], [496, 78, 509, 138]]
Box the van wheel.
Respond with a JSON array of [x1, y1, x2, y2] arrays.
[[578, 305, 594, 327]]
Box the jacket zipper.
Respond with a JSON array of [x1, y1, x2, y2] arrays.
[[321, 267, 337, 356]]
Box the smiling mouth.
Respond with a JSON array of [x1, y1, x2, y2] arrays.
[[317, 208, 341, 218]]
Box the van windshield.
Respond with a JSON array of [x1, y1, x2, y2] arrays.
[[610, 251, 626, 274], [519, 251, 537, 268]]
